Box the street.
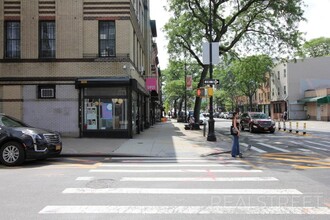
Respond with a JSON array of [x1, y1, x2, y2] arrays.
[[0, 119, 329, 219]]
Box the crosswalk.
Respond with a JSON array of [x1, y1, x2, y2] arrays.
[[239, 139, 330, 154], [39, 157, 330, 218]]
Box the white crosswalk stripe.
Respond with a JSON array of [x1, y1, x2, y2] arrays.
[[99, 163, 250, 167], [90, 169, 263, 173], [63, 188, 302, 195], [290, 141, 329, 152], [305, 140, 330, 148], [119, 177, 279, 182], [241, 143, 267, 153], [257, 142, 291, 152], [39, 205, 330, 215], [39, 157, 330, 217]]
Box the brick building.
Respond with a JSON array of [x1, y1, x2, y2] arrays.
[[0, 0, 160, 138]]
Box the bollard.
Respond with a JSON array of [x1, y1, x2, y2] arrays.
[[283, 121, 286, 131], [303, 122, 306, 135], [289, 122, 292, 132], [278, 120, 281, 130], [203, 123, 206, 137], [296, 122, 299, 134]]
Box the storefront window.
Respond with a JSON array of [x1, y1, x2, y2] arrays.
[[132, 91, 137, 134], [84, 98, 127, 130]]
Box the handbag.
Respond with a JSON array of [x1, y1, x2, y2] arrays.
[[230, 125, 238, 135]]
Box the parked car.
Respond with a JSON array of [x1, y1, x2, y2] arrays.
[[199, 113, 208, 125], [227, 112, 234, 119], [240, 112, 275, 133], [0, 114, 62, 166], [219, 112, 225, 118]]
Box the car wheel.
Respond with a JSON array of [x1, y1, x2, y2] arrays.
[[270, 129, 275, 134], [240, 124, 244, 131], [249, 124, 254, 133], [0, 142, 25, 166]]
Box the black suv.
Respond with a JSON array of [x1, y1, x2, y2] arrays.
[[0, 114, 62, 166], [240, 112, 275, 133]]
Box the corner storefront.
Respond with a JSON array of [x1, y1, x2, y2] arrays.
[[75, 78, 149, 138]]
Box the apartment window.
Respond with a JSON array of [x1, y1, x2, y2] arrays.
[[284, 85, 287, 95], [278, 87, 280, 96], [277, 71, 280, 80], [99, 21, 116, 57], [272, 88, 274, 97], [38, 85, 56, 99], [284, 69, 286, 77], [5, 21, 20, 58], [39, 21, 56, 58]]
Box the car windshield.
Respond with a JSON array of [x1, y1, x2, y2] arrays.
[[250, 113, 268, 119], [0, 115, 27, 127]]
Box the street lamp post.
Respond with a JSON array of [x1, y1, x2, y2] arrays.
[[184, 61, 187, 123], [207, 0, 216, 141]]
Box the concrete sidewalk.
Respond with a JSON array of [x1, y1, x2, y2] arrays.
[[60, 119, 231, 157]]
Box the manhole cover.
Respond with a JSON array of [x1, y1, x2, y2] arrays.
[[86, 179, 117, 189]]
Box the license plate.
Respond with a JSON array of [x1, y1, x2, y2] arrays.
[[56, 145, 61, 150], [264, 128, 268, 130]]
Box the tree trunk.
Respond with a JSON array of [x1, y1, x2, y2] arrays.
[[193, 66, 209, 122], [249, 95, 253, 111]]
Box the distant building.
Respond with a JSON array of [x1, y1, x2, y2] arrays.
[[270, 57, 330, 121], [298, 88, 330, 121], [0, 0, 161, 137]]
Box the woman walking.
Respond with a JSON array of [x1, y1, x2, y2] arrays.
[[231, 112, 242, 158]]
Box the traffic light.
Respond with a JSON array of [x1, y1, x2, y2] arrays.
[[196, 87, 205, 97], [207, 87, 213, 96]]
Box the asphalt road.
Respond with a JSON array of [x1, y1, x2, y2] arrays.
[[0, 119, 329, 219]]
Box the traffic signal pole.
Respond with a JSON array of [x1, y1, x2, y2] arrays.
[[207, 0, 216, 142]]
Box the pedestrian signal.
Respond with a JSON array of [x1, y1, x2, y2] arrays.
[[196, 88, 205, 97]]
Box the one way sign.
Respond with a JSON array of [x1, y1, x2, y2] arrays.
[[204, 79, 219, 85]]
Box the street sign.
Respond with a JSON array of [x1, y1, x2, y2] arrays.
[[203, 42, 220, 65], [204, 79, 219, 85]]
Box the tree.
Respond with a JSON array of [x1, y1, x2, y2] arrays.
[[230, 55, 273, 110], [164, 0, 305, 119], [162, 60, 200, 119], [300, 37, 330, 57]]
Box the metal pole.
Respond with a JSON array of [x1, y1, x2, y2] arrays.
[[207, 0, 216, 141], [184, 61, 187, 123]]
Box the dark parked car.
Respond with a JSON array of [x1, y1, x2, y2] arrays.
[[240, 112, 275, 133], [0, 114, 62, 166]]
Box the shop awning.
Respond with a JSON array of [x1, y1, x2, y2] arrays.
[[317, 95, 330, 104], [297, 96, 330, 104]]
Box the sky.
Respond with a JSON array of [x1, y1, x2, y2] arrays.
[[150, 0, 330, 69]]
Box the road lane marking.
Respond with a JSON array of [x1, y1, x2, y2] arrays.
[[89, 169, 263, 173], [305, 141, 330, 149], [241, 143, 267, 153], [62, 188, 302, 195], [99, 164, 250, 167], [298, 148, 311, 152], [39, 205, 330, 215], [120, 177, 278, 182], [289, 141, 329, 152], [117, 159, 244, 163], [257, 143, 291, 153], [110, 157, 245, 163], [76, 177, 94, 181]]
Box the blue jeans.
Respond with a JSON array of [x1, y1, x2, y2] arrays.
[[231, 135, 240, 157]]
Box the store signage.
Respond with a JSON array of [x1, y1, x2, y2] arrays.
[[146, 77, 158, 91]]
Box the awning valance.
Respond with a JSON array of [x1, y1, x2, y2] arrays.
[[297, 96, 330, 104], [317, 95, 330, 104]]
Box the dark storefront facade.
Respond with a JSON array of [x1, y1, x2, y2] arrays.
[[75, 78, 149, 138]]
